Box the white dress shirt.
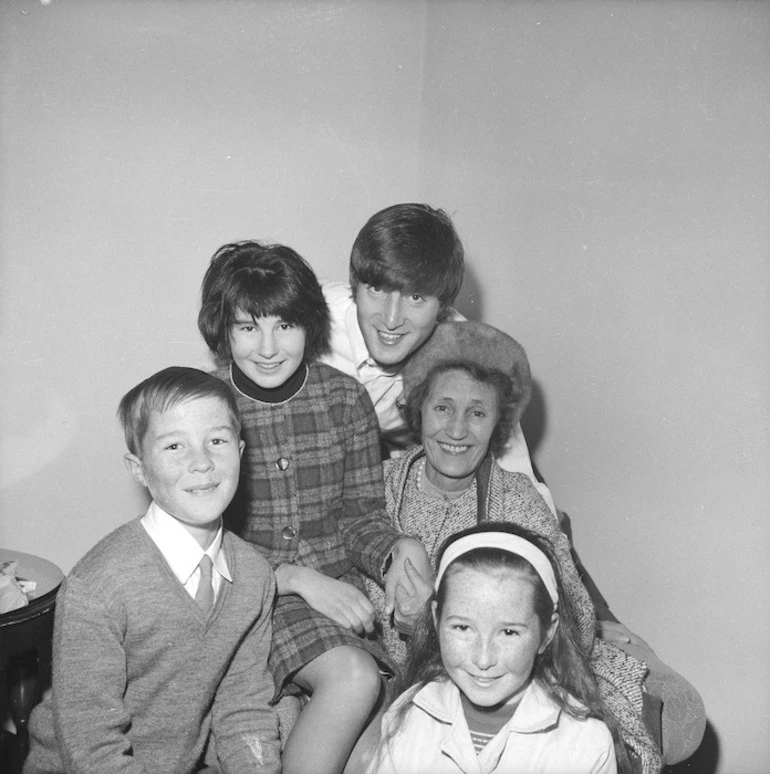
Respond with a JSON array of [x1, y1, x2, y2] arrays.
[[141, 501, 231, 601]]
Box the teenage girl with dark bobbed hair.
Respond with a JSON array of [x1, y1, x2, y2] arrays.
[[198, 240, 431, 774], [199, 241, 331, 365]]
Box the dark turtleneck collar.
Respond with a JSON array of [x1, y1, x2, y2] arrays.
[[231, 361, 308, 404]]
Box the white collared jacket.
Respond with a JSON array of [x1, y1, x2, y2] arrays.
[[369, 678, 616, 774]]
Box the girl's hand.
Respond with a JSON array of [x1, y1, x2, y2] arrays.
[[275, 564, 376, 635]]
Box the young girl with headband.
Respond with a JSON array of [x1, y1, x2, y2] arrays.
[[368, 522, 628, 774]]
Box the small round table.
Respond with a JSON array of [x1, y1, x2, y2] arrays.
[[0, 549, 64, 773]]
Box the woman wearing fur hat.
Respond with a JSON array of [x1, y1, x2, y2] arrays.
[[366, 321, 704, 773]]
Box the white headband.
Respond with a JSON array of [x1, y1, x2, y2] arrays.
[[435, 532, 559, 606]]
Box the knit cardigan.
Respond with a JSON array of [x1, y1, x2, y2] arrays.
[[23, 519, 281, 774], [370, 447, 662, 774]]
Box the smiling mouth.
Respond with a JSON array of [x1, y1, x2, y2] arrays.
[[469, 675, 500, 685], [438, 442, 472, 454], [376, 330, 406, 345], [252, 361, 284, 370], [186, 483, 219, 494]]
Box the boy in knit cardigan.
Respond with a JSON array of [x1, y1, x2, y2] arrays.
[[23, 367, 281, 774]]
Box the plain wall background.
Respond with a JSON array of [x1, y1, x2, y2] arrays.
[[1, 1, 767, 772]]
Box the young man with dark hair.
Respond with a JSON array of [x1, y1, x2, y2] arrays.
[[321, 203, 555, 513]]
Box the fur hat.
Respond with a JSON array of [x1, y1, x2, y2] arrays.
[[402, 320, 532, 420]]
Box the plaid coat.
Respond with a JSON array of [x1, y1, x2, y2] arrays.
[[215, 363, 400, 696]]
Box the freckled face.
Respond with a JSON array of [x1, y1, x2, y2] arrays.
[[435, 565, 554, 709], [229, 313, 307, 389], [421, 369, 499, 492], [125, 397, 244, 547], [354, 285, 441, 368]]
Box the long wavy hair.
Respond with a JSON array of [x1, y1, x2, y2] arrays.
[[379, 522, 634, 774]]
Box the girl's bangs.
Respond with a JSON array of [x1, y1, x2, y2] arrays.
[[228, 280, 298, 324]]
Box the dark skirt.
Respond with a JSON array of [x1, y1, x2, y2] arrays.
[[268, 568, 396, 701]]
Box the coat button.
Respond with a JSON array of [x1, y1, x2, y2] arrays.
[[276, 457, 290, 471], [281, 526, 296, 541]]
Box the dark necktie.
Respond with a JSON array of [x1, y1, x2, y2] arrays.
[[195, 554, 214, 613]]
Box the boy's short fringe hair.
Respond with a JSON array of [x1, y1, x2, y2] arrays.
[[198, 240, 331, 364], [118, 366, 241, 456], [349, 203, 464, 317]]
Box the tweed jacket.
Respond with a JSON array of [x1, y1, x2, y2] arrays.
[[367, 447, 592, 663], [369, 447, 662, 774]]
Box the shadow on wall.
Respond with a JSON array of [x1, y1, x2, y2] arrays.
[[664, 720, 719, 774], [455, 264, 551, 477], [520, 378, 547, 458], [455, 263, 549, 469], [520, 372, 718, 774], [522, 373, 718, 773], [453, 245, 719, 774], [454, 262, 484, 323]]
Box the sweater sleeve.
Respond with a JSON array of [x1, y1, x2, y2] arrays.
[[50, 576, 149, 774], [212, 566, 281, 774], [338, 385, 401, 580]]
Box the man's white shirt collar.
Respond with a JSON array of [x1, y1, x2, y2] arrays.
[[342, 288, 380, 370]]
